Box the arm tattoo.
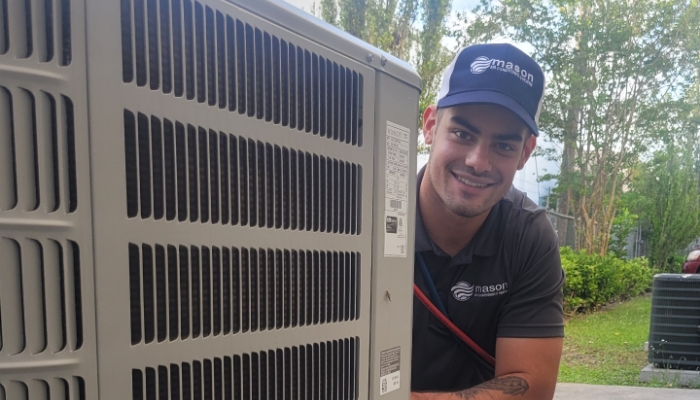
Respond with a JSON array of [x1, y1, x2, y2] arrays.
[[455, 376, 529, 399]]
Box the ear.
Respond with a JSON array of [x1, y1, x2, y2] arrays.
[[422, 105, 439, 145], [517, 134, 537, 170]]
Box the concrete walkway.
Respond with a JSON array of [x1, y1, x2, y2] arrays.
[[554, 383, 700, 399]]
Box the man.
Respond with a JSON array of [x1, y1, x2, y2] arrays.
[[410, 43, 565, 400]]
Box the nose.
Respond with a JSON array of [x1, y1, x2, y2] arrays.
[[464, 143, 492, 174]]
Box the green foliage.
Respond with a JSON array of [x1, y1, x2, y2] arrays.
[[317, 0, 700, 259], [560, 247, 653, 314], [561, 295, 700, 387], [608, 208, 638, 259], [631, 138, 700, 270], [414, 0, 453, 124], [462, 0, 700, 255], [320, 0, 338, 24], [318, 0, 455, 128], [417, 142, 430, 155], [338, 0, 366, 38], [661, 254, 686, 274], [559, 296, 657, 387]]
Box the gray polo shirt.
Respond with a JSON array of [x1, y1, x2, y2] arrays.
[[411, 168, 565, 392]]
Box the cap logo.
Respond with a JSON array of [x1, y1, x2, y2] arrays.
[[470, 56, 535, 87], [470, 56, 492, 74]]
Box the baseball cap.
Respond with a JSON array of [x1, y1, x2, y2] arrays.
[[436, 43, 545, 136]]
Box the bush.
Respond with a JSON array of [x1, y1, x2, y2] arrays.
[[560, 247, 654, 314], [660, 254, 685, 273]]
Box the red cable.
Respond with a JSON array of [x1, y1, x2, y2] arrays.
[[414, 284, 496, 367]]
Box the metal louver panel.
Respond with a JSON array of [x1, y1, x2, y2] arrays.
[[120, 0, 363, 147], [131, 338, 359, 400], [648, 274, 700, 369], [128, 243, 360, 344], [85, 0, 420, 398], [0, 86, 78, 214], [0, 0, 72, 64], [0, 377, 85, 400], [123, 111, 363, 234], [1, 0, 98, 396], [0, 0, 7, 55], [0, 238, 83, 357]]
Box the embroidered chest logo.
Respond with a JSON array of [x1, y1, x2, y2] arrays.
[[451, 281, 509, 301]]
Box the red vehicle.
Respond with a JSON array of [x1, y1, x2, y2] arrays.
[[682, 249, 700, 273]]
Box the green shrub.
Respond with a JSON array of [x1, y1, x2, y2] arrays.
[[660, 254, 685, 273], [560, 247, 654, 314]]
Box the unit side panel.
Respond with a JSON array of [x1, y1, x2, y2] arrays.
[[0, 0, 99, 398], [369, 72, 419, 400]]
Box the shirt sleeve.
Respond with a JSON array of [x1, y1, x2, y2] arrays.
[[497, 210, 565, 338]]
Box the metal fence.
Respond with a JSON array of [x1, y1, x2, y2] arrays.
[[546, 209, 576, 249], [626, 226, 649, 259]]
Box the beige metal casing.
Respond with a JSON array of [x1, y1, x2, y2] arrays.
[[0, 0, 420, 398]]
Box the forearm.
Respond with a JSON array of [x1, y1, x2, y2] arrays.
[[453, 374, 530, 399], [412, 373, 542, 400]]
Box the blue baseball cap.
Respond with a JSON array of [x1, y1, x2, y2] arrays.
[[436, 43, 545, 136]]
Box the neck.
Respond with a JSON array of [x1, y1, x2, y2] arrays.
[[419, 169, 491, 257]]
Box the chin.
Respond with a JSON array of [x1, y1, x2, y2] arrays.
[[454, 207, 489, 219], [447, 202, 491, 219], [453, 190, 502, 217]]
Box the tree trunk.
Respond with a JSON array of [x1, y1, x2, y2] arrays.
[[557, 108, 578, 249]]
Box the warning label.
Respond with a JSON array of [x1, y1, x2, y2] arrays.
[[384, 121, 410, 258], [379, 347, 401, 395]]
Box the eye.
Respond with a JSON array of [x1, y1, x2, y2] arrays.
[[452, 130, 471, 140], [496, 142, 516, 152]]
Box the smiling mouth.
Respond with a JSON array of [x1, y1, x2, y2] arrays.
[[453, 173, 494, 188]]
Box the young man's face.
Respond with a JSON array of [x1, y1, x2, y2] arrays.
[[422, 103, 537, 219]]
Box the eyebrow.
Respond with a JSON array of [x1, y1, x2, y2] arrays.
[[451, 116, 481, 134], [450, 116, 525, 142], [494, 133, 525, 142]]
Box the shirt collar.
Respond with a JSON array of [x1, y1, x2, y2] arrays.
[[415, 166, 503, 260]]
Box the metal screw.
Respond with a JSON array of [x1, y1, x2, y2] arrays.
[[381, 56, 388, 67], [367, 53, 374, 63]]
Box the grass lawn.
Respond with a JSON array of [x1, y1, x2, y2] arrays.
[[559, 295, 660, 386]]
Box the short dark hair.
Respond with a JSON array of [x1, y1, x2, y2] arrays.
[[436, 107, 446, 127]]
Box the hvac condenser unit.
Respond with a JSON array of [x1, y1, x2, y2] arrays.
[[0, 0, 421, 398], [648, 274, 700, 370]]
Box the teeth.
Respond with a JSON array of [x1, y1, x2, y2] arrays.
[[456, 176, 489, 188]]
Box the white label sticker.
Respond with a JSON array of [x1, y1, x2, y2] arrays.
[[380, 371, 401, 396], [380, 347, 401, 395], [384, 121, 410, 258], [384, 210, 407, 257]]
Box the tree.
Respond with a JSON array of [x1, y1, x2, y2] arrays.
[[321, 0, 338, 24], [339, 0, 367, 39], [414, 0, 453, 115], [607, 207, 638, 259], [633, 134, 700, 270], [462, 0, 700, 255], [318, 0, 454, 128]]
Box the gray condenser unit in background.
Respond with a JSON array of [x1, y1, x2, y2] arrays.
[[648, 274, 700, 370], [0, 0, 421, 398]]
